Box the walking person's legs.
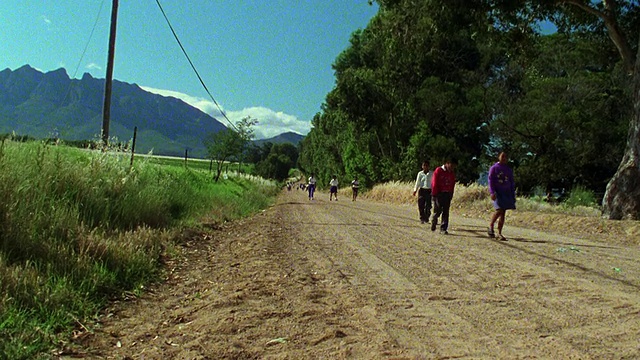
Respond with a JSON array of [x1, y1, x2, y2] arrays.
[[431, 195, 443, 232], [489, 190, 510, 240], [417, 190, 427, 223], [439, 193, 452, 233], [489, 209, 504, 236], [497, 210, 506, 239]]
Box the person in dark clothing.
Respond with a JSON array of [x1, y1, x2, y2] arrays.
[[488, 152, 516, 241], [431, 157, 457, 234]]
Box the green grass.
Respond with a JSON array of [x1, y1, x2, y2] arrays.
[[140, 154, 254, 174], [0, 139, 278, 359]]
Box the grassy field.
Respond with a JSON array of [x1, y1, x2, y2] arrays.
[[137, 153, 254, 175], [0, 139, 278, 359]]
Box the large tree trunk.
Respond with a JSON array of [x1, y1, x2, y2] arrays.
[[602, 41, 640, 220]]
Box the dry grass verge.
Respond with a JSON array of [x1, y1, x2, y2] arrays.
[[361, 181, 640, 245]]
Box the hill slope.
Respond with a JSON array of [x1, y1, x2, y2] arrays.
[[0, 65, 226, 157], [254, 131, 305, 146]]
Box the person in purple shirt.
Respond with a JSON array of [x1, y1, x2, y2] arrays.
[[488, 152, 516, 241]]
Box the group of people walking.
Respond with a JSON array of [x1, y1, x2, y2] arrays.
[[413, 152, 516, 240], [305, 173, 360, 202], [302, 152, 515, 240], [412, 158, 458, 235]]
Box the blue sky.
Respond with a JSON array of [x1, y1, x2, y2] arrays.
[[0, 1, 379, 139]]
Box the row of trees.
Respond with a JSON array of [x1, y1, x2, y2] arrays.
[[204, 116, 299, 182], [298, 0, 639, 219]]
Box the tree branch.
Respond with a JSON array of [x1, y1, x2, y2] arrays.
[[560, 0, 635, 73]]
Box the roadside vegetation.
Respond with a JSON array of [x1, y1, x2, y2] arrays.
[[359, 181, 639, 244], [0, 139, 278, 359], [297, 0, 640, 220], [362, 181, 600, 216]]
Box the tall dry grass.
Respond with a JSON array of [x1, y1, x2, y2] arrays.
[[362, 181, 601, 217]]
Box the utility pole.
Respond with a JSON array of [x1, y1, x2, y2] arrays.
[[102, 0, 119, 147]]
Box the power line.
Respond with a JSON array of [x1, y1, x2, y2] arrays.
[[154, 0, 239, 132], [72, 0, 107, 80], [60, 0, 107, 107]]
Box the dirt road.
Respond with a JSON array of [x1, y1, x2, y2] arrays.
[[66, 189, 640, 359]]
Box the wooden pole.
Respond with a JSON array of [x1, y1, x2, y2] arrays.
[[102, 0, 119, 147], [130, 126, 137, 168]]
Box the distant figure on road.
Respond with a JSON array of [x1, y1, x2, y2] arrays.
[[329, 175, 339, 201], [431, 157, 457, 235], [412, 160, 432, 224], [351, 177, 360, 201], [308, 173, 317, 200], [488, 152, 516, 241]]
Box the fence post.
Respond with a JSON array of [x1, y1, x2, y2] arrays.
[[129, 126, 137, 168]]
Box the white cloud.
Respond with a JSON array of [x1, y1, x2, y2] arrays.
[[140, 86, 225, 117], [140, 86, 311, 140], [86, 63, 102, 71], [226, 107, 311, 140]]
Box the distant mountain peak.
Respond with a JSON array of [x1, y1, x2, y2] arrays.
[[0, 64, 226, 158], [16, 64, 38, 72], [49, 67, 68, 76], [255, 131, 305, 146]]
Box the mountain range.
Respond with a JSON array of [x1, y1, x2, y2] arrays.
[[0, 65, 303, 157]]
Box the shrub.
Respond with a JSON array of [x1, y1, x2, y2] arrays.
[[564, 185, 597, 208]]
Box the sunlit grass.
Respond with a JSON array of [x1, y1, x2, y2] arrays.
[[0, 139, 278, 359], [361, 180, 601, 217]]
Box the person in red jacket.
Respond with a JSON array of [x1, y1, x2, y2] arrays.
[[431, 157, 458, 234]]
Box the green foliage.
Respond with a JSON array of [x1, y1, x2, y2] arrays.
[[205, 116, 258, 182], [489, 33, 629, 193], [205, 130, 243, 181], [300, 0, 492, 187], [564, 185, 597, 208], [253, 143, 299, 181], [0, 140, 277, 358], [301, 0, 633, 199]]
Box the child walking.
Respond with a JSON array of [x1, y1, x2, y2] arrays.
[[488, 152, 516, 241], [329, 175, 339, 201]]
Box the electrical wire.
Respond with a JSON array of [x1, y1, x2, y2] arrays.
[[60, 0, 107, 107], [154, 0, 239, 132]]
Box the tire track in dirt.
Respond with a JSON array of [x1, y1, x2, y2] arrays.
[[285, 190, 640, 359], [65, 189, 640, 359]]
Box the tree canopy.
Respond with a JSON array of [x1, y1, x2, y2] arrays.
[[298, 0, 638, 218]]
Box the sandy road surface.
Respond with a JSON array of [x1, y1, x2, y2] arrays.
[[64, 189, 640, 359]]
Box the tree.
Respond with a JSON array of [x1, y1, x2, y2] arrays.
[[472, 0, 640, 219], [205, 128, 243, 182], [489, 33, 629, 194], [300, 0, 492, 186], [254, 142, 299, 181], [235, 116, 259, 172], [205, 117, 257, 182]]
